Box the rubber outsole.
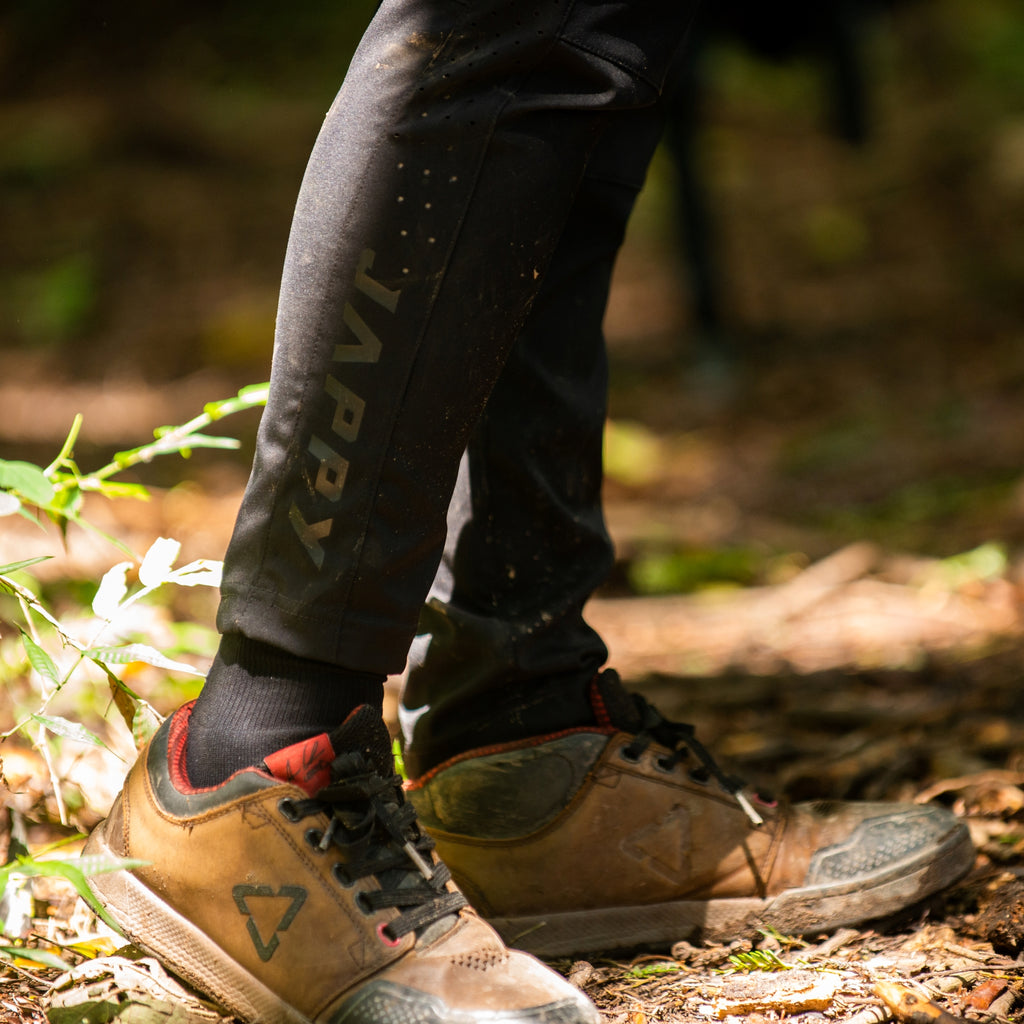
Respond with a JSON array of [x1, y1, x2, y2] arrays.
[[487, 822, 976, 956]]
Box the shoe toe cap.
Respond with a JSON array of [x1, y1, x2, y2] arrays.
[[332, 968, 597, 1024], [331, 913, 598, 1024], [796, 801, 969, 887]]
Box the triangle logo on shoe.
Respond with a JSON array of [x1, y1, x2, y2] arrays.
[[233, 884, 307, 962], [620, 806, 692, 884]]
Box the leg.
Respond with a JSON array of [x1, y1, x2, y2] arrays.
[[400, 104, 666, 776], [397, 9, 975, 951], [218, 0, 698, 672]]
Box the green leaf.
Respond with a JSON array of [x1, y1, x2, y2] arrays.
[[0, 459, 55, 507], [628, 962, 685, 978], [937, 541, 1008, 586], [0, 556, 51, 575], [722, 949, 792, 973], [132, 703, 162, 747], [21, 632, 61, 687], [48, 482, 85, 516], [392, 738, 407, 781], [86, 644, 203, 676], [603, 420, 664, 488], [0, 856, 147, 936], [0, 944, 69, 970], [31, 714, 107, 749], [74, 854, 150, 878]]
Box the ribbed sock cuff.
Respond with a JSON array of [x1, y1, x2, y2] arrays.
[[184, 634, 385, 788]]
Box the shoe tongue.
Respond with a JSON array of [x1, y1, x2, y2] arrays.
[[327, 704, 397, 779], [263, 732, 336, 795], [592, 670, 645, 732], [262, 705, 394, 795]]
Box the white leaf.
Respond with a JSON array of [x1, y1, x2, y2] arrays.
[[87, 643, 204, 676], [92, 561, 132, 620], [75, 854, 151, 877], [0, 492, 21, 517], [167, 558, 223, 588], [31, 713, 107, 749], [139, 537, 181, 588]]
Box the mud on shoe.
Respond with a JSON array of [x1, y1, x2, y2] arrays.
[[406, 671, 975, 957], [84, 704, 598, 1024]]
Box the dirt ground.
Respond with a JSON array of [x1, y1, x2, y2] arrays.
[[4, 569, 1024, 1024], [3, 487, 1024, 1023]]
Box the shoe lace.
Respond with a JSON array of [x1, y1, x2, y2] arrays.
[[621, 694, 765, 826], [284, 751, 467, 941]]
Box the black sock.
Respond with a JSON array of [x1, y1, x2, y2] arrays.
[[184, 633, 385, 788], [401, 670, 598, 778]]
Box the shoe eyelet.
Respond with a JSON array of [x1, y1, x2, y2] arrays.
[[688, 768, 710, 786], [619, 746, 641, 764], [655, 756, 677, 774], [355, 891, 372, 915], [278, 798, 300, 822], [305, 827, 325, 850], [376, 921, 401, 948], [332, 863, 354, 888]]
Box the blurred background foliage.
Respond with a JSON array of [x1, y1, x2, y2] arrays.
[[1, 0, 1024, 592], [0, 0, 377, 375]]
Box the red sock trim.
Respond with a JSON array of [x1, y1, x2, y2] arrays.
[[263, 733, 335, 796], [588, 673, 614, 728], [165, 701, 273, 794], [166, 701, 201, 793]]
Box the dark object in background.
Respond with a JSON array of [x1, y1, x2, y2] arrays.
[[665, 0, 915, 383]]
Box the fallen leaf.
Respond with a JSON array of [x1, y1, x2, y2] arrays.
[[713, 970, 841, 1018], [963, 977, 1008, 1012], [46, 954, 229, 1024]]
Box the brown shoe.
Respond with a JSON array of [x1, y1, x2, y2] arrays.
[[406, 672, 975, 956], [84, 704, 598, 1024]]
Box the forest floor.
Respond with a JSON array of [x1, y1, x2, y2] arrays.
[[2, 527, 1024, 1024], [2, 418, 1024, 1023]]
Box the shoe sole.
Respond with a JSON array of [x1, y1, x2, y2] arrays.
[[84, 825, 310, 1024], [487, 822, 976, 956]]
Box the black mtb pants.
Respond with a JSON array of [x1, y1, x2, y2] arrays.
[[216, 0, 700, 762]]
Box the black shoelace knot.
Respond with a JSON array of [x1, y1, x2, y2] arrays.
[[620, 694, 765, 826], [282, 751, 467, 941]]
